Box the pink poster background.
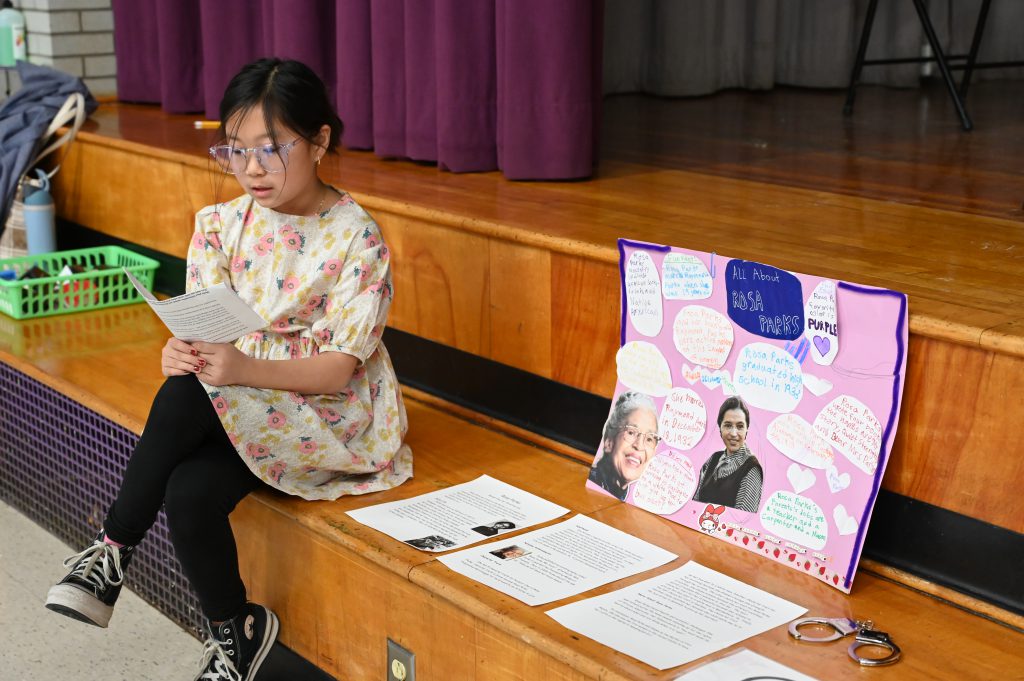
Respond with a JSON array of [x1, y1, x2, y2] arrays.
[[585, 239, 908, 592]]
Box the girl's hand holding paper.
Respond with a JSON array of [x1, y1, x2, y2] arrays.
[[191, 341, 251, 387], [160, 336, 203, 377]]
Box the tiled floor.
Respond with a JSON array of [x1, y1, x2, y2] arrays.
[[0, 498, 201, 681]]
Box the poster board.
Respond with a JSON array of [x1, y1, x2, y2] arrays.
[[585, 239, 908, 591]]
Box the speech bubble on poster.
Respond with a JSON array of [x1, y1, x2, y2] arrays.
[[766, 413, 835, 469], [759, 490, 828, 550], [726, 259, 805, 341], [662, 253, 712, 300], [734, 342, 804, 413], [813, 395, 882, 475], [658, 388, 707, 450], [805, 280, 839, 365], [632, 450, 698, 515], [616, 341, 673, 396], [673, 305, 734, 370], [625, 250, 663, 336]]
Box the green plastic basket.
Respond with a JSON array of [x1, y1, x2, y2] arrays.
[[0, 246, 160, 320]]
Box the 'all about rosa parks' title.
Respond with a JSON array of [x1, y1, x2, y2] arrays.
[[730, 289, 802, 337]]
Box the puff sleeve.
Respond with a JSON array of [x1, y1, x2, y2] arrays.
[[185, 208, 230, 293], [311, 222, 394, 363]]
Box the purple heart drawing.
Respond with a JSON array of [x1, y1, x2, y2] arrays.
[[813, 335, 831, 356]]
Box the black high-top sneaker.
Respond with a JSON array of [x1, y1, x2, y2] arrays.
[[45, 530, 135, 628], [194, 603, 279, 681]]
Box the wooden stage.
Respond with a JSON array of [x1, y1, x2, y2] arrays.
[[602, 80, 1024, 221]]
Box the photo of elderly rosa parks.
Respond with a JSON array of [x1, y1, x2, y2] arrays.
[[588, 391, 661, 501]]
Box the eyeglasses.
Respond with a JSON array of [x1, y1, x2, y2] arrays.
[[619, 425, 661, 450], [208, 139, 300, 174]]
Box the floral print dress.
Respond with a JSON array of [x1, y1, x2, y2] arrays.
[[186, 191, 413, 500]]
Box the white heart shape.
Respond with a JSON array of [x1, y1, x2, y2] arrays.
[[786, 463, 816, 494], [699, 368, 733, 392], [833, 504, 858, 535], [826, 465, 851, 493], [802, 373, 834, 397], [681, 363, 702, 385]]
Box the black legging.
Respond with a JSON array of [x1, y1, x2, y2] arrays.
[[104, 374, 263, 621]]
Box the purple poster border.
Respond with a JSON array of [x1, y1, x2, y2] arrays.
[[617, 239, 670, 347], [836, 282, 908, 588]]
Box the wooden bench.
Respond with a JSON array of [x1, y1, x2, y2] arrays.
[[2, 305, 1022, 680]]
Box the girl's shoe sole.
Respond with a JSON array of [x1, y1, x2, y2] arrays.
[[44, 584, 112, 628], [246, 609, 280, 681]]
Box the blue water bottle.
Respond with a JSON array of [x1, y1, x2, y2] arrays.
[[23, 169, 56, 255]]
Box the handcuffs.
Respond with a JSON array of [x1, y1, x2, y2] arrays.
[[788, 617, 901, 667]]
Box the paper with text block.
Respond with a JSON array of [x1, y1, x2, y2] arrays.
[[547, 561, 806, 670], [438, 515, 677, 606], [124, 268, 267, 343], [346, 475, 569, 552], [674, 648, 821, 681]]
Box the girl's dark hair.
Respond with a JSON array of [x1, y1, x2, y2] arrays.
[[218, 58, 343, 151], [717, 396, 750, 427]]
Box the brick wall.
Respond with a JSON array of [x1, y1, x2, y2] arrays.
[[3, 0, 116, 98]]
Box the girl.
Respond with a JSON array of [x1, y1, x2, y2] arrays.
[[44, 58, 413, 681]]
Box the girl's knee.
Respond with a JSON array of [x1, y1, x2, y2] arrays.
[[155, 374, 203, 407], [146, 375, 214, 434]]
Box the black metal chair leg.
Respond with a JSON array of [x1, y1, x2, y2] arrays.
[[959, 0, 991, 100], [912, 0, 973, 130], [844, 0, 881, 115]]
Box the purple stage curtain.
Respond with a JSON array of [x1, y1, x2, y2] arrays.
[[112, 0, 602, 179]]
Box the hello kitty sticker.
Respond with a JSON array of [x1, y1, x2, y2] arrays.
[[698, 504, 725, 533], [587, 239, 908, 593]]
